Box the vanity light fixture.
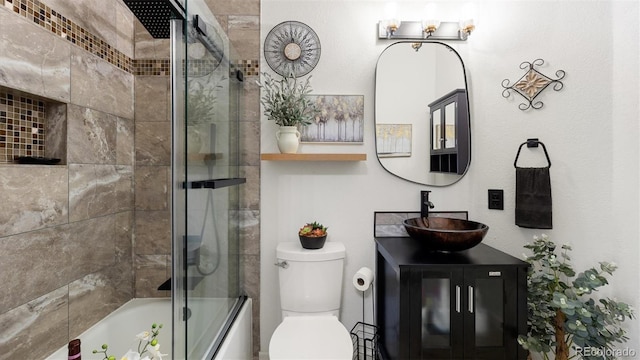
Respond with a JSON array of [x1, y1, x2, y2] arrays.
[[383, 18, 401, 38], [378, 3, 475, 41], [382, 2, 401, 38], [378, 20, 474, 41], [421, 3, 440, 37], [459, 2, 477, 37], [460, 19, 475, 36], [422, 19, 440, 37]]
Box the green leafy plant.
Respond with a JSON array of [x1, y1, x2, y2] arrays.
[[256, 72, 319, 127], [518, 234, 635, 360], [187, 81, 218, 126], [298, 221, 328, 237], [92, 323, 165, 360]]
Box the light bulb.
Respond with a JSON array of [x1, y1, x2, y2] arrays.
[[459, 2, 477, 35]]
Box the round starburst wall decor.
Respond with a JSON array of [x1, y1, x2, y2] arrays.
[[263, 21, 321, 77]]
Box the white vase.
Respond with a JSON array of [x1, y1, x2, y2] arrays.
[[276, 126, 301, 154]]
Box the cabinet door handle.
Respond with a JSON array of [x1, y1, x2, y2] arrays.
[[468, 286, 474, 313], [456, 285, 461, 313]]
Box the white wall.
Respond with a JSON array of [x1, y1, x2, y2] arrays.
[[260, 0, 640, 356]]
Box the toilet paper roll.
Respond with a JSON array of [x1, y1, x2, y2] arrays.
[[353, 267, 374, 292]]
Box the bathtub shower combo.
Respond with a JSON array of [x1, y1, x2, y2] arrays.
[[47, 1, 250, 359]]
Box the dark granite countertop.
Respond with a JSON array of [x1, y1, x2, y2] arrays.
[[375, 237, 529, 269]]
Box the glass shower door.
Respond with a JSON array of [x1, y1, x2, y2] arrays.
[[171, 1, 245, 359]]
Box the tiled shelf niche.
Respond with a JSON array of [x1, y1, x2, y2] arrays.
[[0, 86, 67, 165]]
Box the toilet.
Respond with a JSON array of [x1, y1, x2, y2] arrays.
[[269, 242, 353, 360]]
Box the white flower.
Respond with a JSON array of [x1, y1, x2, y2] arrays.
[[149, 344, 168, 360], [119, 350, 153, 360], [136, 331, 151, 341], [120, 350, 141, 360]]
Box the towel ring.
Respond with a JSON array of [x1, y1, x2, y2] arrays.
[[514, 139, 551, 168]]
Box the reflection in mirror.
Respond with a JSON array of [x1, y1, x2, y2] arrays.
[[375, 41, 470, 186]]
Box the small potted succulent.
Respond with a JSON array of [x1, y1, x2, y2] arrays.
[[298, 221, 328, 249]]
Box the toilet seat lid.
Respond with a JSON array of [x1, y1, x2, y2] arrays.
[[269, 316, 353, 359]]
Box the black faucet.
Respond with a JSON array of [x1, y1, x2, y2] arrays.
[[421, 190, 435, 218]]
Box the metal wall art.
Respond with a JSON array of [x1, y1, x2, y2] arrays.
[[501, 59, 565, 111], [264, 21, 321, 77]]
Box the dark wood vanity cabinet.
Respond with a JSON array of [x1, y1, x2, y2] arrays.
[[375, 238, 528, 360], [429, 89, 469, 175]]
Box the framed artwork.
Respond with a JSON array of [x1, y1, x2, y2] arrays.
[[299, 95, 364, 143], [376, 124, 412, 157]]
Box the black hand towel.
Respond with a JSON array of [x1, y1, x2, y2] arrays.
[[515, 167, 552, 229]]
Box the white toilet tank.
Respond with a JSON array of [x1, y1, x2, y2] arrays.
[[276, 242, 346, 316]]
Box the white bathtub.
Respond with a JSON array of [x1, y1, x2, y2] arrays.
[[46, 298, 251, 360]]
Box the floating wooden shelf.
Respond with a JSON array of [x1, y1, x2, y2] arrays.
[[260, 153, 367, 161]]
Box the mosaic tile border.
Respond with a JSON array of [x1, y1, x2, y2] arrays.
[[0, 91, 46, 162], [4, 0, 132, 72], [240, 59, 260, 77], [134, 59, 171, 76], [3, 0, 259, 77]]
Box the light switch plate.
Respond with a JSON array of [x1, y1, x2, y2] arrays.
[[488, 189, 504, 210]]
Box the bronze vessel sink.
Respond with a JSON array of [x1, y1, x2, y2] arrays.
[[403, 217, 489, 252]]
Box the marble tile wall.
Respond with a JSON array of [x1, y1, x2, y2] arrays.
[[0, 8, 71, 102], [44, 102, 67, 163], [1, 0, 173, 77], [132, 17, 172, 295], [39, 0, 135, 59], [0, 1, 135, 358], [2, 0, 133, 73], [70, 46, 135, 119], [0, 0, 261, 357], [133, 72, 172, 297]]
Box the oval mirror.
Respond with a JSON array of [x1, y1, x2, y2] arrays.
[[375, 41, 470, 186]]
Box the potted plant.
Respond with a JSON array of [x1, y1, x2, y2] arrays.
[[93, 323, 166, 360], [298, 221, 328, 249], [256, 72, 319, 153], [186, 81, 217, 153], [518, 234, 635, 360]]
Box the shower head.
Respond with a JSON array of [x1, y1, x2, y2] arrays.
[[123, 0, 185, 39]]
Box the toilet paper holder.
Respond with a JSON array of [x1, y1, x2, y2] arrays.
[[350, 267, 378, 359], [353, 267, 374, 292], [351, 322, 379, 359]]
